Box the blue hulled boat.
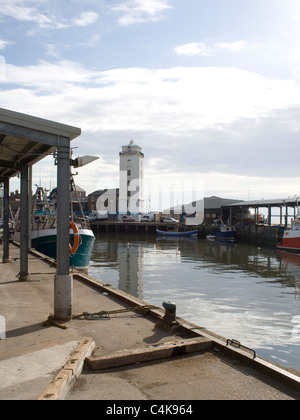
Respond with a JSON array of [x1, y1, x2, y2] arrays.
[[207, 219, 236, 242], [157, 229, 198, 237]]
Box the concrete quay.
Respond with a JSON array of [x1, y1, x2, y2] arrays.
[[0, 243, 300, 400]]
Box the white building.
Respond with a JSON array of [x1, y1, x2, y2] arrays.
[[119, 140, 145, 214]]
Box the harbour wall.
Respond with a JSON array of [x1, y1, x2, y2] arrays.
[[91, 221, 167, 234], [235, 225, 283, 248], [198, 224, 283, 248], [91, 221, 283, 249]]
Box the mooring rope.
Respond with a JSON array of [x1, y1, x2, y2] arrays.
[[72, 304, 160, 320], [43, 305, 160, 329]]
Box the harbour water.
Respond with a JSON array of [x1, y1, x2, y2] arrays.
[[88, 232, 300, 371]]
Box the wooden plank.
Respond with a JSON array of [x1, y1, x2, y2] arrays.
[[38, 337, 95, 400], [37, 370, 73, 401], [63, 337, 95, 377], [86, 337, 213, 371]]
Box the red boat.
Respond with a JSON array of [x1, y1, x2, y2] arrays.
[[277, 216, 300, 253]]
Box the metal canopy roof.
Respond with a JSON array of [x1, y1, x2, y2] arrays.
[[223, 198, 299, 208], [0, 108, 81, 179]]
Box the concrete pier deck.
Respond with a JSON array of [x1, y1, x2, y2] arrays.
[[0, 243, 299, 400]]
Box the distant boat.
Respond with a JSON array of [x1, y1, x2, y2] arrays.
[[207, 220, 236, 241], [277, 213, 300, 254], [157, 229, 198, 237]]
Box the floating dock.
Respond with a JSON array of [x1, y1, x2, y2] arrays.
[[0, 243, 299, 400]]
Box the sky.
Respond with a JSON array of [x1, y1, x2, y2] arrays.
[[1, 0, 300, 210]]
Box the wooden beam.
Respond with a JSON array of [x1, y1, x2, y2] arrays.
[[86, 337, 213, 370], [38, 337, 95, 400]]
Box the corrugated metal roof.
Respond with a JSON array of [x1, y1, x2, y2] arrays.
[[223, 198, 298, 207], [0, 108, 81, 179]]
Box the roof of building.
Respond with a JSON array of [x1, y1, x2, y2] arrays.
[[222, 198, 299, 208], [0, 108, 81, 179], [204, 196, 242, 209], [89, 188, 119, 197]]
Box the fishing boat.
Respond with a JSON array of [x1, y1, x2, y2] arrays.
[[14, 183, 95, 271], [157, 229, 198, 237], [277, 215, 300, 254], [207, 219, 236, 241]]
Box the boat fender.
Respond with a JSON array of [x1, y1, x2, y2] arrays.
[[69, 221, 80, 255]]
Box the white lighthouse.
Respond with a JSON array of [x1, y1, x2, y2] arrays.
[[119, 140, 144, 215]]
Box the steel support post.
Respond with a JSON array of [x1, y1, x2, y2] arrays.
[[2, 177, 10, 263], [54, 137, 72, 322], [268, 205, 271, 226], [28, 166, 32, 249], [19, 166, 29, 281]]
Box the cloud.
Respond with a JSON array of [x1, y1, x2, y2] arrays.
[[45, 44, 60, 59], [214, 40, 248, 52], [175, 40, 253, 57], [76, 35, 101, 48], [0, 0, 55, 28], [72, 11, 99, 27], [3, 61, 300, 131], [3, 61, 300, 129], [174, 42, 212, 57], [2, 60, 96, 94], [2, 60, 300, 196], [110, 0, 173, 26], [0, 39, 13, 50], [0, 55, 5, 81], [0, 0, 99, 30]]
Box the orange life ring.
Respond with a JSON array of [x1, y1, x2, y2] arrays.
[[69, 221, 80, 255]]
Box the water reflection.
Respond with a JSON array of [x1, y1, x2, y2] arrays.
[[89, 233, 300, 369], [118, 242, 144, 298]]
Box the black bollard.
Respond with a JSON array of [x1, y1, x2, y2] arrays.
[[162, 301, 177, 323]]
